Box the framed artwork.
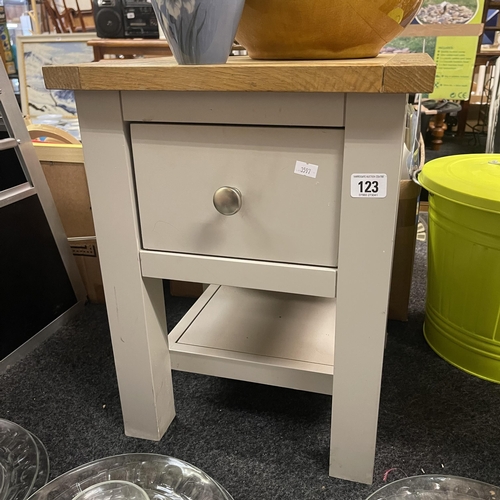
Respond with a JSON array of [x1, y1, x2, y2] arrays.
[[17, 33, 95, 117]]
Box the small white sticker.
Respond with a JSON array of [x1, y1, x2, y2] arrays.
[[126, 12, 135, 18], [294, 160, 319, 179], [351, 173, 387, 198]]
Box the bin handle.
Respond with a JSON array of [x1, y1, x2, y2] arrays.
[[412, 167, 422, 186], [411, 135, 425, 187]]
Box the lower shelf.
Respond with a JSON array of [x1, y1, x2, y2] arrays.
[[169, 285, 335, 394]]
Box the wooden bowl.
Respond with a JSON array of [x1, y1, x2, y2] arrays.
[[236, 0, 423, 60]]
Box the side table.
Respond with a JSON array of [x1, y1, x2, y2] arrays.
[[43, 54, 435, 484], [88, 38, 172, 61]]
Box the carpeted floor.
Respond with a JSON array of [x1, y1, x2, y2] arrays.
[[1, 213, 500, 500]]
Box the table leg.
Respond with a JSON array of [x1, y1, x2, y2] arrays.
[[330, 93, 406, 484], [457, 100, 469, 138], [75, 91, 175, 440], [92, 46, 104, 62]]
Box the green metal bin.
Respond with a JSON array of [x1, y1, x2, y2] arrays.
[[419, 154, 500, 383]]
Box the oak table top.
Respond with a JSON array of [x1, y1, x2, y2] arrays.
[[42, 53, 435, 94]]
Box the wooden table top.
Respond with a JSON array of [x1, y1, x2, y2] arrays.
[[87, 38, 171, 48], [43, 53, 435, 93]]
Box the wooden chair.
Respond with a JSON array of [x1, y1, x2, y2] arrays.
[[27, 123, 81, 145], [42, 0, 89, 33]]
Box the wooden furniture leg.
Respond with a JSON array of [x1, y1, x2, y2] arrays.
[[429, 112, 447, 151], [457, 99, 469, 138], [44, 0, 62, 33], [51, 0, 69, 32], [41, 4, 50, 34], [93, 46, 104, 62], [61, 0, 75, 32], [75, 0, 86, 32], [75, 90, 176, 440], [330, 93, 406, 484]]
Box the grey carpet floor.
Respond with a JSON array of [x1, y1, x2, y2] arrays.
[[1, 218, 500, 500]]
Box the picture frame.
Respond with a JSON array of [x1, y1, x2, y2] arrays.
[[17, 33, 95, 117]]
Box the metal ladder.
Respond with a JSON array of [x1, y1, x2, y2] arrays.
[[0, 61, 86, 371]]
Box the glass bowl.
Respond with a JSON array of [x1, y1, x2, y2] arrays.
[[0, 465, 5, 500], [27, 454, 233, 500], [73, 481, 149, 500], [0, 419, 39, 500], [366, 475, 499, 500], [28, 433, 50, 495], [236, 0, 424, 60]]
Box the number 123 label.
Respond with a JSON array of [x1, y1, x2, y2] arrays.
[[351, 174, 387, 198]]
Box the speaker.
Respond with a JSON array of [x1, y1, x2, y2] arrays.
[[93, 0, 124, 38]]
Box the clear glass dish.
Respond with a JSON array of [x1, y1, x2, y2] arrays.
[[0, 420, 39, 500], [73, 481, 149, 500], [28, 433, 50, 495], [366, 475, 499, 500], [0, 465, 6, 500], [27, 454, 233, 500]]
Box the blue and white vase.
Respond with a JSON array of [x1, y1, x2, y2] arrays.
[[152, 0, 245, 65]]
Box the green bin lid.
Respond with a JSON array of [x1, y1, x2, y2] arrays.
[[420, 154, 500, 214]]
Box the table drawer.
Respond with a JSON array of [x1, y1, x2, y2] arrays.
[[122, 92, 346, 127], [131, 123, 343, 267]]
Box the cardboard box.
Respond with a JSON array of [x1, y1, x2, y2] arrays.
[[388, 180, 421, 321], [35, 143, 105, 304], [170, 281, 204, 298], [68, 238, 105, 304]]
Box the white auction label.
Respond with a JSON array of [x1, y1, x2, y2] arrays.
[[294, 161, 319, 179], [351, 173, 387, 198]]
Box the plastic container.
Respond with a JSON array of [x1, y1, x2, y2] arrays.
[[419, 154, 500, 383]]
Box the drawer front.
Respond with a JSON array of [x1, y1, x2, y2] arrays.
[[131, 124, 343, 267], [122, 91, 345, 128]]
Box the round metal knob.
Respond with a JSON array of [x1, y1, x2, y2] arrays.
[[213, 186, 242, 216]]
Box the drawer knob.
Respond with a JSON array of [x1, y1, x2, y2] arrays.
[[213, 186, 242, 216]]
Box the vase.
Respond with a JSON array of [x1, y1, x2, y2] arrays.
[[152, 0, 245, 65], [236, 0, 424, 60]]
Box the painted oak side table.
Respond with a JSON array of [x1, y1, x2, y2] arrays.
[[44, 54, 435, 484]]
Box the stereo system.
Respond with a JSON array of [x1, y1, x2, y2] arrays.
[[93, 0, 159, 39]]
